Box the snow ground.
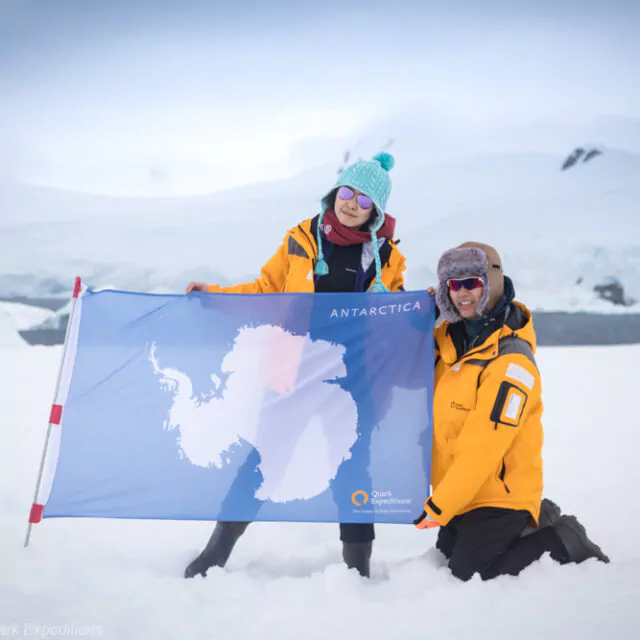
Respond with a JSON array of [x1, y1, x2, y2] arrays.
[[0, 303, 54, 347], [1, 344, 638, 639]]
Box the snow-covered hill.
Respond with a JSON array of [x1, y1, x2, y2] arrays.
[[0, 302, 54, 346], [2, 122, 639, 311]]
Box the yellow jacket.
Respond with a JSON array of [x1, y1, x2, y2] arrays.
[[423, 302, 544, 526], [208, 218, 406, 294]]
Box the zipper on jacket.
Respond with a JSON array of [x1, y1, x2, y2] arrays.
[[499, 459, 511, 494]]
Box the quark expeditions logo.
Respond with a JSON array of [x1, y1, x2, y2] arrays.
[[351, 490, 369, 507], [330, 300, 422, 320], [351, 489, 412, 510]]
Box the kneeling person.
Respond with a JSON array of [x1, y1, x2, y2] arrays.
[[414, 242, 609, 581]]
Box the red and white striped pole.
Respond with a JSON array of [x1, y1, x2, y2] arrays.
[[24, 277, 83, 547]]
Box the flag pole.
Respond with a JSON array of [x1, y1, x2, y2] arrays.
[[24, 277, 83, 547]]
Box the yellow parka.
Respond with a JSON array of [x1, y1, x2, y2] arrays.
[[423, 302, 544, 526], [207, 218, 406, 294]]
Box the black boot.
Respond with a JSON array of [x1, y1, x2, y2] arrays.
[[538, 498, 562, 528], [184, 521, 250, 578], [522, 498, 562, 537], [552, 515, 610, 564], [342, 541, 372, 578]]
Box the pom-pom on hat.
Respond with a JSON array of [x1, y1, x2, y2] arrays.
[[324, 151, 394, 223]]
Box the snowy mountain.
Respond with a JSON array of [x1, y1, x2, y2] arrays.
[[1, 124, 639, 312], [0, 302, 54, 346]]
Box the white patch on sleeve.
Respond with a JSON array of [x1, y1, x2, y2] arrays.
[[505, 363, 534, 390], [505, 393, 523, 420], [504, 393, 522, 420]]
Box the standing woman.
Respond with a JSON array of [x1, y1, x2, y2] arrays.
[[414, 242, 609, 581], [185, 152, 405, 578]]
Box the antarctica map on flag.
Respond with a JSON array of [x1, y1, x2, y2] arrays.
[[149, 325, 360, 503], [40, 288, 435, 525]]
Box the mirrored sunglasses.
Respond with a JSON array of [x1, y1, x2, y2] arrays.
[[447, 277, 484, 292], [337, 186, 373, 210]]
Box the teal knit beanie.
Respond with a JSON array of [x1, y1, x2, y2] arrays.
[[315, 152, 395, 293]]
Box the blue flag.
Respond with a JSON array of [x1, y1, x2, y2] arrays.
[[38, 288, 434, 525]]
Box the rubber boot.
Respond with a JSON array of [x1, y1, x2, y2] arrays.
[[184, 521, 250, 578], [342, 541, 372, 578], [551, 515, 610, 564], [522, 498, 562, 537], [538, 498, 562, 528]]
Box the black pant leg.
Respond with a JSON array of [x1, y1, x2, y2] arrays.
[[482, 526, 568, 579], [339, 523, 375, 543], [448, 508, 530, 581], [435, 516, 461, 560]]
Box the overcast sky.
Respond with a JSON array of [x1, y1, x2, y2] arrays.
[[1, 0, 639, 195]]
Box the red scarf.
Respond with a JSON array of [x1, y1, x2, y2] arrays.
[[321, 209, 396, 246]]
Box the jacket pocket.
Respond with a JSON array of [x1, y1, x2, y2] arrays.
[[498, 459, 511, 494]]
